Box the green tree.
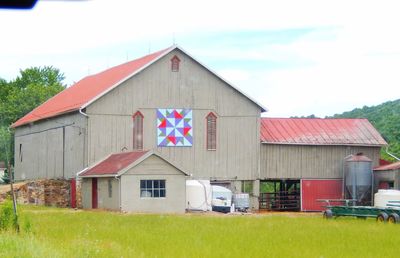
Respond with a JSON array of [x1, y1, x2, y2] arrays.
[[331, 99, 400, 161], [0, 126, 12, 166], [0, 66, 66, 126], [0, 66, 66, 166]]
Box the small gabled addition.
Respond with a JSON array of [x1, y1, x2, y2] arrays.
[[206, 112, 217, 150], [132, 111, 144, 150], [171, 55, 181, 72]]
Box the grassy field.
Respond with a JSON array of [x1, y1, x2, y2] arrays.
[[0, 205, 399, 258]]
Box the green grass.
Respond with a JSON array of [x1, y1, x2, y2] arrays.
[[0, 205, 399, 258]]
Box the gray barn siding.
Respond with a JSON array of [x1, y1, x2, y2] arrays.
[[85, 49, 261, 180], [14, 113, 87, 180], [260, 144, 381, 179], [121, 155, 186, 213], [97, 178, 120, 210]]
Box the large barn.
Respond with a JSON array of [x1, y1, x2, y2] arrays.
[[12, 45, 265, 212], [11, 46, 387, 212]]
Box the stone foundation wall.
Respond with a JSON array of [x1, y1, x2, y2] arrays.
[[0, 179, 82, 208]]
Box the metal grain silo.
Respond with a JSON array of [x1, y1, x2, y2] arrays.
[[344, 153, 373, 205]]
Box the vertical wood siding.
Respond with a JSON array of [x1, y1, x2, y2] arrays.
[[14, 113, 87, 180], [86, 50, 261, 180], [260, 144, 381, 179]]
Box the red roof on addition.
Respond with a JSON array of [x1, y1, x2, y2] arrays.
[[11, 47, 172, 128], [80, 151, 148, 177], [260, 118, 387, 146], [374, 161, 400, 171]]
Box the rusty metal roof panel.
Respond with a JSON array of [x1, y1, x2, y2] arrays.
[[260, 118, 387, 146], [80, 151, 148, 177]]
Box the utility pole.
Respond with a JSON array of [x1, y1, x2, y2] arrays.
[[8, 161, 19, 233]]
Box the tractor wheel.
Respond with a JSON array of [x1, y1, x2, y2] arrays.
[[388, 213, 400, 224], [376, 212, 388, 223], [323, 209, 333, 219]]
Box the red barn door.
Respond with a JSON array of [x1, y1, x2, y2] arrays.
[[301, 179, 342, 211], [92, 178, 98, 209]]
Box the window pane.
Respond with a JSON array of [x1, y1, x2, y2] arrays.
[[154, 189, 160, 197], [160, 190, 166, 197], [160, 180, 165, 188], [141, 190, 152, 197], [140, 180, 166, 198]]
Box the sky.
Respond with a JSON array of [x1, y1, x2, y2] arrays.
[[1, 0, 399, 118]]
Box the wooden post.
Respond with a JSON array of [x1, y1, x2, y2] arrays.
[[8, 161, 19, 233]]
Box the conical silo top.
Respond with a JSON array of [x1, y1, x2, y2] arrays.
[[346, 153, 372, 162]]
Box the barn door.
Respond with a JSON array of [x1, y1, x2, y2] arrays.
[[301, 179, 342, 211], [92, 178, 98, 209]]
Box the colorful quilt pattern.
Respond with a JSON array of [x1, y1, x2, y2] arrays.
[[157, 109, 193, 146]]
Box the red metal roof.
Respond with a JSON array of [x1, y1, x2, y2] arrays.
[[260, 118, 387, 146], [80, 151, 148, 177], [374, 161, 400, 171], [11, 47, 172, 128], [12, 45, 266, 128]]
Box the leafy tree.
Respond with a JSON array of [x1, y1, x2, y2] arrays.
[[0, 66, 66, 167], [0, 126, 12, 166], [331, 99, 400, 161], [0, 66, 66, 126]]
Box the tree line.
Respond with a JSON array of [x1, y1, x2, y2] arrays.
[[332, 99, 400, 161], [0, 67, 66, 166]]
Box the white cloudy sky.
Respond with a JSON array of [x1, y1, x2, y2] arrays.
[[1, 0, 399, 117]]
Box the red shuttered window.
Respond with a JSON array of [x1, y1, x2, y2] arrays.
[[206, 112, 217, 150], [132, 111, 144, 150], [171, 55, 180, 72]]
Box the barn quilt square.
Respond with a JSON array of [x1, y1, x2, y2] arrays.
[[157, 109, 193, 146]]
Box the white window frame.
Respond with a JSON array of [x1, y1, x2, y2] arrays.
[[140, 179, 166, 198]]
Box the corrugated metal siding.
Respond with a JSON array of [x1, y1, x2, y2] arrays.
[[260, 144, 381, 179], [301, 179, 342, 211], [86, 49, 261, 180]]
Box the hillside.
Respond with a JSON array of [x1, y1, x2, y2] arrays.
[[331, 99, 400, 161]]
